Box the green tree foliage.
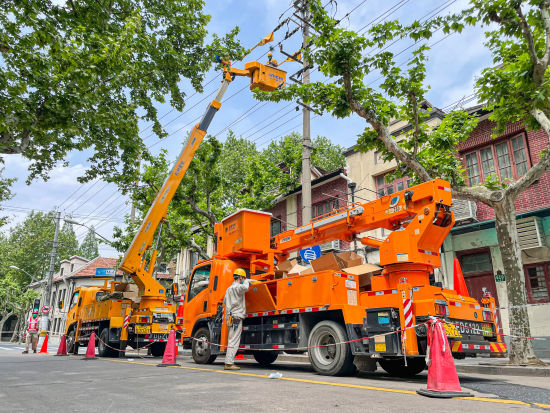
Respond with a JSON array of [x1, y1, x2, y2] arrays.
[[78, 226, 100, 260], [0, 167, 16, 227], [114, 132, 345, 258], [0, 0, 245, 184], [6, 211, 79, 284], [256, 0, 550, 365]]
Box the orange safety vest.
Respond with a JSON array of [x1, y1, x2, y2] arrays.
[[27, 315, 39, 333]]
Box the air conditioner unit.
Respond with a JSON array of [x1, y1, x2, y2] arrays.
[[517, 217, 545, 250], [320, 240, 340, 251], [453, 199, 477, 223]]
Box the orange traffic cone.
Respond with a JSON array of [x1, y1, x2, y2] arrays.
[[55, 334, 68, 356], [157, 329, 180, 367], [235, 353, 247, 360], [39, 334, 49, 354], [82, 332, 96, 360], [176, 295, 184, 318], [453, 258, 469, 297], [417, 318, 472, 398]]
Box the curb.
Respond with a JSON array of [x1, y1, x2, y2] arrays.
[[456, 364, 550, 377]]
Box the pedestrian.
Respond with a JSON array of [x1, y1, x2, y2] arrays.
[[22, 311, 41, 354], [223, 268, 250, 370]]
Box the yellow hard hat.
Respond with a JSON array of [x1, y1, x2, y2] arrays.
[[233, 268, 246, 279]]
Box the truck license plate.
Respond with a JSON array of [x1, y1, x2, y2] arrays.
[[481, 323, 493, 337], [135, 325, 151, 334], [443, 323, 462, 338]]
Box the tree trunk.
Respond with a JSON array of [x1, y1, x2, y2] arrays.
[[0, 312, 13, 341], [493, 198, 545, 365], [10, 313, 23, 343]]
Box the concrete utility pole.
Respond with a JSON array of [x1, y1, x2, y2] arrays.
[[300, 0, 312, 224], [41, 210, 60, 333]]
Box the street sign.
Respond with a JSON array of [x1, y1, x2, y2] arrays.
[[299, 245, 322, 263], [41, 305, 51, 314], [95, 268, 115, 276], [495, 273, 506, 282]]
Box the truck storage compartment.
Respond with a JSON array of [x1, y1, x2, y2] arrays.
[[215, 209, 272, 257], [365, 307, 401, 354]]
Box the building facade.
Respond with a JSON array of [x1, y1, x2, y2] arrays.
[[266, 167, 352, 259]]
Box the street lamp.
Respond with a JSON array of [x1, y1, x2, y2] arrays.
[[63, 218, 114, 246], [9, 265, 36, 283]]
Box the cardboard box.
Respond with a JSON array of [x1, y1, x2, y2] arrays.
[[274, 258, 297, 278], [343, 263, 382, 291], [337, 251, 363, 268], [287, 263, 311, 277], [310, 252, 347, 272]]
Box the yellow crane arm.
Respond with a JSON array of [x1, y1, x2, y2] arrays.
[[119, 79, 232, 297]]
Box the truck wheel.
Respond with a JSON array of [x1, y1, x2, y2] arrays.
[[253, 351, 278, 366], [67, 328, 79, 355], [98, 329, 115, 357], [378, 357, 426, 377], [192, 327, 217, 364], [308, 320, 355, 376], [150, 342, 166, 357]]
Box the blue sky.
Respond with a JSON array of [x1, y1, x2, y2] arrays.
[[2, 0, 491, 256]]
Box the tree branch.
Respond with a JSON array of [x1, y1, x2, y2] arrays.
[[409, 92, 420, 156], [539, 1, 550, 71], [452, 185, 498, 205], [515, 5, 540, 69], [341, 66, 432, 181], [182, 195, 218, 227]]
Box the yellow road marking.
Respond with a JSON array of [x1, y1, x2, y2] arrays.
[[101, 358, 542, 408]]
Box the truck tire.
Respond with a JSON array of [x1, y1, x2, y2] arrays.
[[308, 320, 355, 376], [150, 342, 166, 357], [98, 329, 116, 357], [192, 327, 217, 364], [378, 357, 426, 377], [253, 351, 278, 366], [67, 328, 79, 355]]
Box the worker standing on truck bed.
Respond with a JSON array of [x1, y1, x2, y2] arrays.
[[22, 311, 40, 354], [224, 268, 250, 370]]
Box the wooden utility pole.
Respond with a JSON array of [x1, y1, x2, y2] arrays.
[[300, 0, 312, 224]]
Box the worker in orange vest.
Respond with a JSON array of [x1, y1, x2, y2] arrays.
[[22, 311, 40, 354]]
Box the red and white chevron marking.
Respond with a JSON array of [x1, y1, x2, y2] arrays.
[[123, 311, 132, 328], [403, 298, 413, 328]]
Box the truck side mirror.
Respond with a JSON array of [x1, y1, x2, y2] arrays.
[[171, 283, 179, 296], [58, 301, 63, 310]]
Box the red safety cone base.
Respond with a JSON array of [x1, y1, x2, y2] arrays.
[[157, 329, 180, 367], [417, 389, 472, 398], [82, 331, 97, 360], [55, 334, 68, 356]]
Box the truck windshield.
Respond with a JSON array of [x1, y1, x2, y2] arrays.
[[187, 265, 211, 302], [69, 291, 79, 311]]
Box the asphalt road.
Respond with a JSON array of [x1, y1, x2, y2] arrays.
[[1, 342, 549, 413]]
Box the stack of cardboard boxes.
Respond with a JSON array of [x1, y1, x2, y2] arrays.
[[114, 283, 141, 309], [275, 251, 381, 293]]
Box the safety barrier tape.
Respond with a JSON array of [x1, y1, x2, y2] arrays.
[[447, 321, 550, 342], [95, 334, 159, 358], [191, 321, 430, 352]]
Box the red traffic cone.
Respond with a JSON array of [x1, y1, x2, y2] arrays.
[[453, 258, 469, 297], [417, 318, 472, 398], [235, 353, 247, 360], [83, 332, 97, 360], [176, 295, 184, 318], [157, 329, 180, 367], [55, 334, 68, 356], [39, 334, 49, 354]]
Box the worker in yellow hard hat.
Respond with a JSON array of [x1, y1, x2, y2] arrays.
[[223, 268, 250, 370]]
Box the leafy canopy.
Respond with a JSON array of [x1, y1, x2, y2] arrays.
[[0, 0, 245, 184]]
